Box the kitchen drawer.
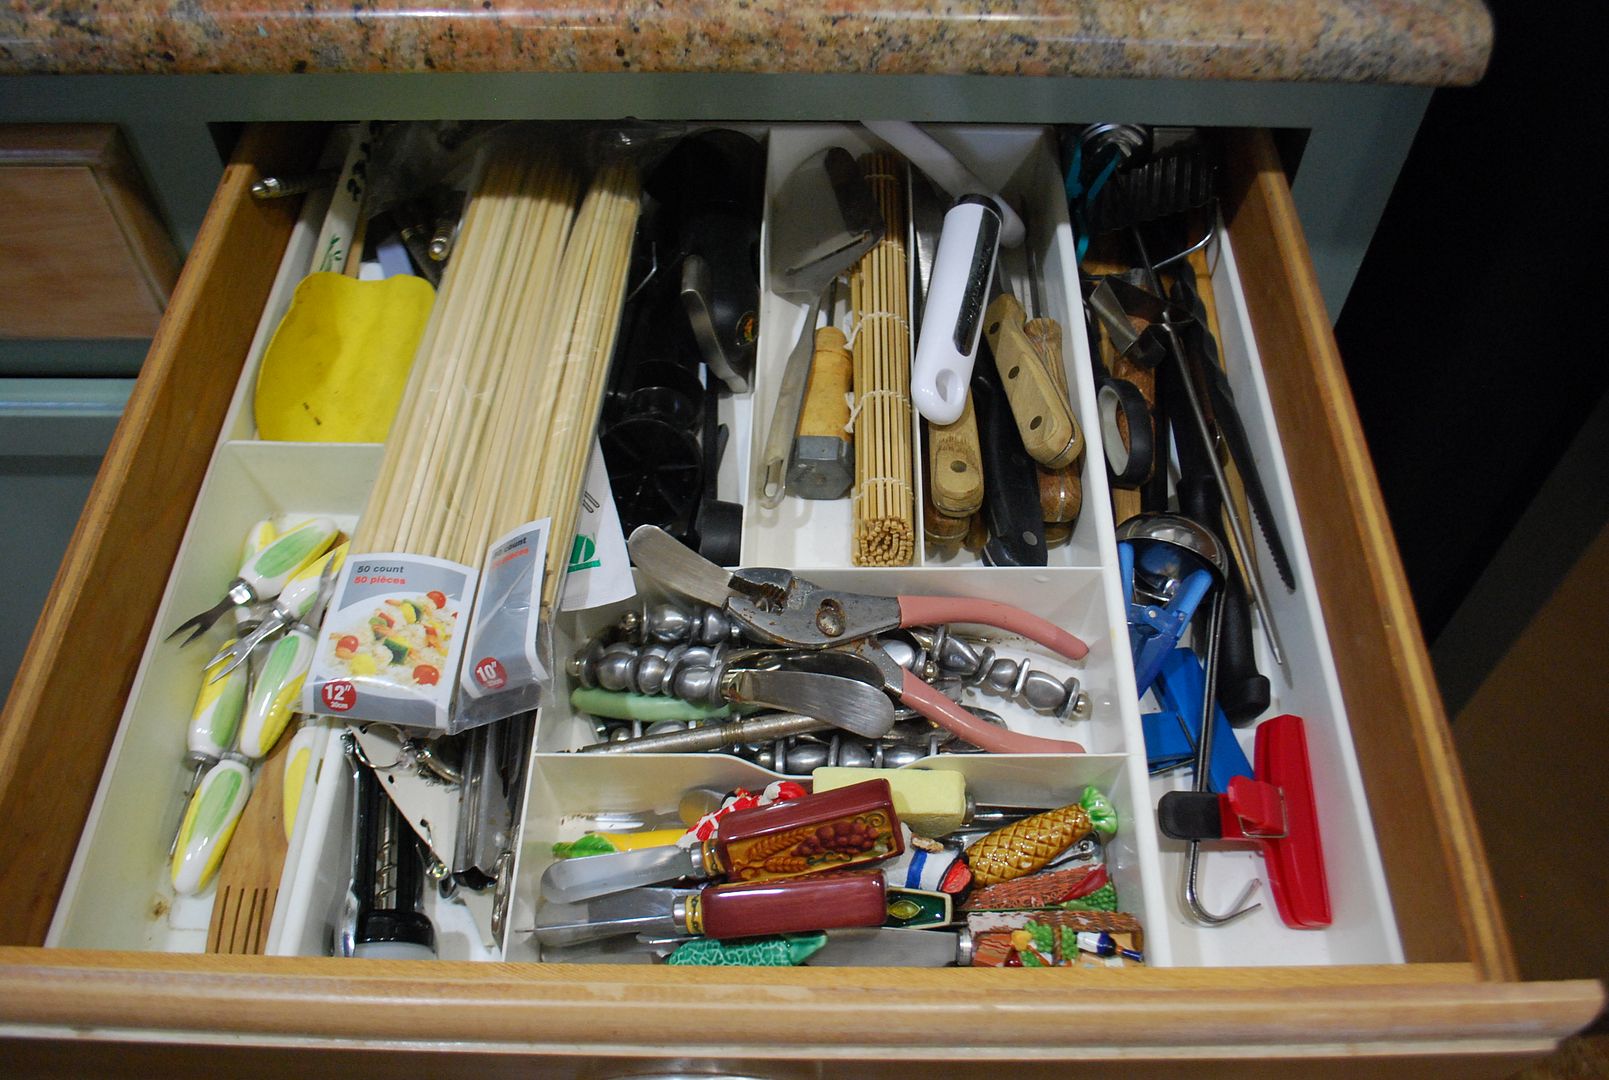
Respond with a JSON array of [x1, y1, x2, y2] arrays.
[[0, 123, 1599, 1077]]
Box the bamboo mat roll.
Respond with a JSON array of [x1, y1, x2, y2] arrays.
[[849, 152, 915, 567]]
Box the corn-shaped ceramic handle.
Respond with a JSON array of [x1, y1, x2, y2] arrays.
[[171, 759, 253, 895], [239, 517, 339, 600], [238, 627, 315, 760], [187, 639, 249, 761]]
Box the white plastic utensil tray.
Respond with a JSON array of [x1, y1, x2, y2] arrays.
[[48, 123, 1402, 971]]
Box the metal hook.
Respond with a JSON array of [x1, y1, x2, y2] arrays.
[[1151, 223, 1216, 272], [1178, 590, 1264, 927], [1182, 841, 1262, 925], [623, 239, 659, 304]]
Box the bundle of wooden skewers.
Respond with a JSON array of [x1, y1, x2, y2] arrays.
[[331, 142, 642, 729]]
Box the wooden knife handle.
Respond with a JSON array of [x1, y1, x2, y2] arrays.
[[983, 294, 1081, 469], [694, 872, 889, 939], [927, 397, 984, 517]]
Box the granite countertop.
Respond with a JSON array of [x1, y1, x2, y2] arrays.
[[1, 0, 1490, 85]]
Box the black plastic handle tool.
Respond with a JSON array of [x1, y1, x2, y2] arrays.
[[972, 339, 1047, 566]]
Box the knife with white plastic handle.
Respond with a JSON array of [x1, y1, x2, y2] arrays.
[[911, 196, 1001, 425], [171, 759, 253, 895], [860, 120, 1025, 248]]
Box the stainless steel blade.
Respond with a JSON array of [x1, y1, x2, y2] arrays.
[[532, 887, 684, 947], [723, 668, 895, 739], [807, 927, 966, 967], [540, 843, 702, 904], [626, 525, 735, 608]]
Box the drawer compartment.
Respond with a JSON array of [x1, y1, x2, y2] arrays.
[[1, 122, 1600, 1069]]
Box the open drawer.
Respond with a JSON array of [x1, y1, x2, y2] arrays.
[[0, 123, 1600, 1077]]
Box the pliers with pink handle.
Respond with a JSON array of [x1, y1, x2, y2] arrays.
[[725, 567, 1090, 755]]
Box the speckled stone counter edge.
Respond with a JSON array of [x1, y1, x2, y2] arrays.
[[0, 1, 1492, 86]]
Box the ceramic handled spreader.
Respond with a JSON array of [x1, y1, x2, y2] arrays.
[[541, 779, 904, 903], [534, 872, 889, 947]]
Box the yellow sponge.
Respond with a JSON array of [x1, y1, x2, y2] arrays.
[[811, 767, 968, 838]]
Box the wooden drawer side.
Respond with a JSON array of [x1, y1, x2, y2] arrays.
[[1221, 129, 1514, 978], [0, 124, 315, 947]]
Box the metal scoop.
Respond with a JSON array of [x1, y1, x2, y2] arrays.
[[753, 146, 884, 508]]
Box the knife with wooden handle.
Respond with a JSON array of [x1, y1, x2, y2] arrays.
[[983, 292, 1083, 470], [927, 393, 984, 517]]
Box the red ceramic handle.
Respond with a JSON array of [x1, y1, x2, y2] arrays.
[[715, 779, 904, 883], [699, 873, 888, 939], [897, 596, 1089, 660], [899, 672, 1086, 754]]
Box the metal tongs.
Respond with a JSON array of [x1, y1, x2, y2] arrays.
[[625, 525, 1091, 754]]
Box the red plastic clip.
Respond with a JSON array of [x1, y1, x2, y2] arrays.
[[1243, 715, 1331, 929]]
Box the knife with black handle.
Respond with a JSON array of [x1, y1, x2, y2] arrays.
[[972, 338, 1047, 567]]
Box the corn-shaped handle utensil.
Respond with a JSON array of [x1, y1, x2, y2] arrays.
[[966, 803, 1093, 887]]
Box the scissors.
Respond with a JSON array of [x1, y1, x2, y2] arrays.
[[626, 525, 1090, 754]]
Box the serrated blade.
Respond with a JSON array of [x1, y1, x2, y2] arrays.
[[541, 844, 702, 904], [1171, 267, 1296, 592]]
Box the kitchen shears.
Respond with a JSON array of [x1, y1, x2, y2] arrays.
[[625, 525, 1090, 754]]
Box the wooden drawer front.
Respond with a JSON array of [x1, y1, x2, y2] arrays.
[[0, 124, 182, 339], [0, 123, 1600, 1071]]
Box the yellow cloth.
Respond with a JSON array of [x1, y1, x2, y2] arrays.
[[255, 271, 435, 442]]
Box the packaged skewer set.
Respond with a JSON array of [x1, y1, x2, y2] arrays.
[[49, 121, 1403, 974]]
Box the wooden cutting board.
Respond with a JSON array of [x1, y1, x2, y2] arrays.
[[207, 734, 290, 955]]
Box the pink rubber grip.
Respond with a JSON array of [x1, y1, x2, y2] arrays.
[[898, 673, 1086, 754], [897, 596, 1089, 660]]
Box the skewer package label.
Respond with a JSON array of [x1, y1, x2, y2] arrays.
[[560, 441, 633, 613], [304, 553, 477, 730], [459, 442, 635, 730], [453, 517, 553, 730]]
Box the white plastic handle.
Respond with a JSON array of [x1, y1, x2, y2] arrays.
[[911, 197, 1001, 425], [861, 120, 1026, 248]]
